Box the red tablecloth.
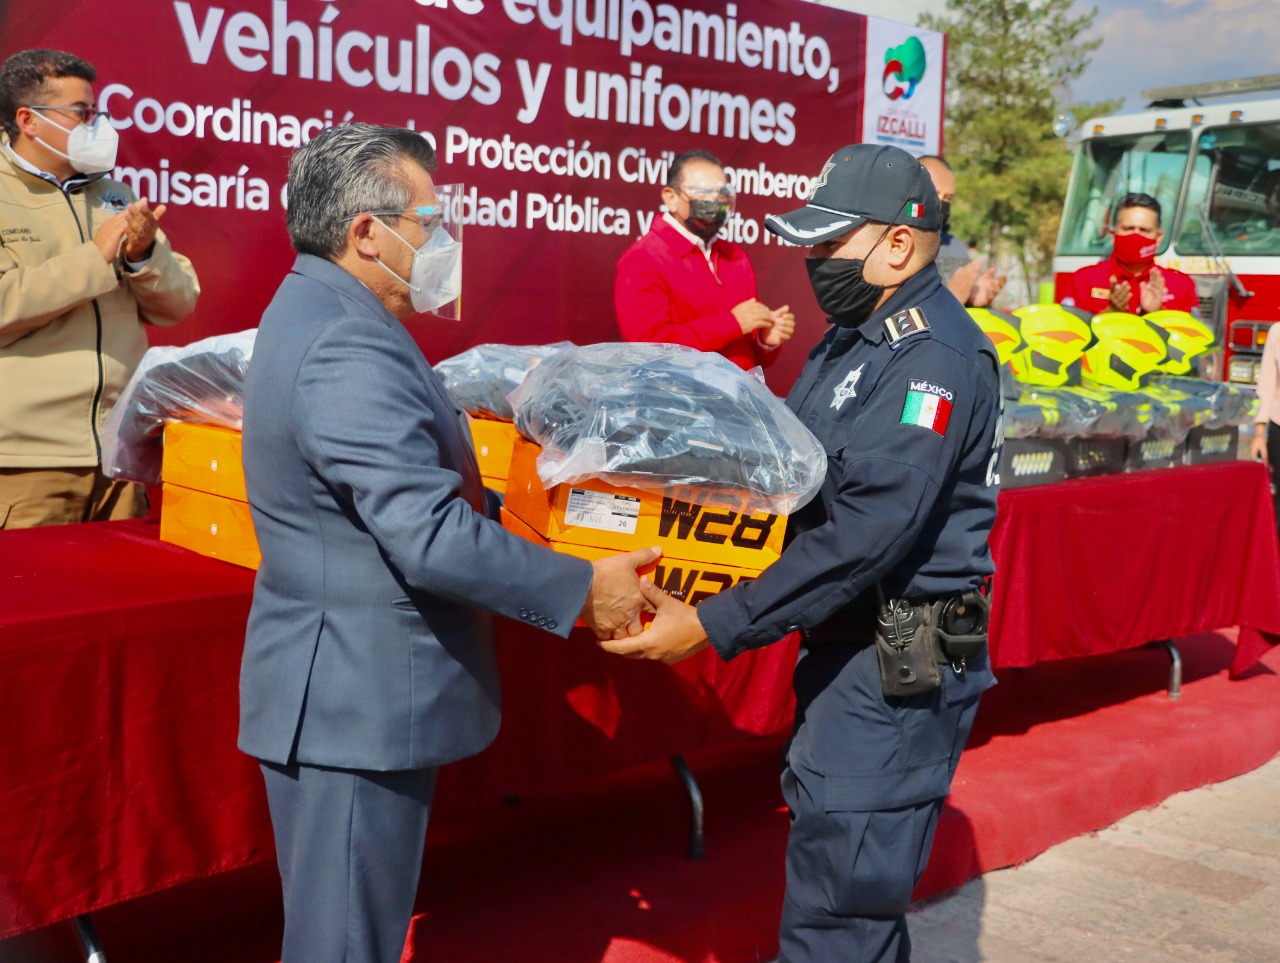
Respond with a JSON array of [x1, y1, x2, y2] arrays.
[[0, 520, 797, 939], [3, 460, 1278, 938], [988, 461, 1280, 677]]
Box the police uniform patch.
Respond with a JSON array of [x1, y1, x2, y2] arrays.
[[884, 307, 929, 347], [901, 379, 954, 435], [830, 363, 865, 411]]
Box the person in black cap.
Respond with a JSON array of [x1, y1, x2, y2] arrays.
[[601, 143, 1003, 963]]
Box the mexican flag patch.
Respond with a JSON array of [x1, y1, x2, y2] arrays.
[[901, 379, 954, 435]]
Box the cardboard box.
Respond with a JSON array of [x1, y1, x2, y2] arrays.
[[1184, 425, 1240, 465], [1062, 436, 1127, 477], [1125, 437, 1183, 472], [999, 438, 1068, 488], [500, 507, 765, 617], [468, 417, 519, 494], [160, 483, 260, 569], [502, 437, 786, 569], [162, 421, 247, 501]]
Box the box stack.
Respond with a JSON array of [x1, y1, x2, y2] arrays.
[[159, 421, 260, 569]]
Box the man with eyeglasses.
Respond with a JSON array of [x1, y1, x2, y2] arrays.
[[0, 49, 199, 528], [615, 148, 795, 370], [240, 122, 657, 963]]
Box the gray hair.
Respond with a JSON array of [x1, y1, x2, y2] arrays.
[[286, 123, 438, 259]]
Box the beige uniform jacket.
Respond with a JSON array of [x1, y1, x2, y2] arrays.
[[0, 145, 200, 468]]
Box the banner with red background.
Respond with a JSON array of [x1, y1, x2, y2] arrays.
[[0, 0, 942, 391]]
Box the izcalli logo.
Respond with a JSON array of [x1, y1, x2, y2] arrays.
[[883, 36, 927, 100]]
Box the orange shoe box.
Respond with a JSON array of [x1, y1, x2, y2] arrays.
[[160, 483, 261, 569], [468, 417, 520, 494], [500, 507, 765, 620], [161, 421, 247, 501], [502, 437, 787, 570]]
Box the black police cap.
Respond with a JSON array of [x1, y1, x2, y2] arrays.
[[765, 144, 941, 245]]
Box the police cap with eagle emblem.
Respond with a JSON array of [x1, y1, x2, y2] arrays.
[[765, 144, 940, 246]]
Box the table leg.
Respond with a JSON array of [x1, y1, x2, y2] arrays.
[[1161, 639, 1182, 701], [72, 914, 107, 963], [669, 755, 705, 860]]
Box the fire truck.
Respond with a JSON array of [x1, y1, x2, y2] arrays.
[[1053, 75, 1280, 384]]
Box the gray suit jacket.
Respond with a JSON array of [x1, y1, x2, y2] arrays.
[[238, 254, 592, 771]]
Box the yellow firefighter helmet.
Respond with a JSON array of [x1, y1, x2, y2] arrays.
[[1007, 303, 1095, 386], [1143, 310, 1216, 375], [966, 307, 1024, 365], [1084, 312, 1169, 390]]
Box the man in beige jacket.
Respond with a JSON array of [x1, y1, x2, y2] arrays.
[[0, 49, 199, 529]]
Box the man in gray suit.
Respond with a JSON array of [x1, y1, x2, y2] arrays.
[[239, 123, 658, 963]]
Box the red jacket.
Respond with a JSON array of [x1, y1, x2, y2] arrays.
[[614, 215, 777, 370], [1070, 255, 1199, 315]]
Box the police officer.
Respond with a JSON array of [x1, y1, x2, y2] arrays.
[[602, 144, 1003, 963]]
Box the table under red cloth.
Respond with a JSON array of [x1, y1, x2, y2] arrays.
[[0, 520, 797, 939], [3, 460, 1279, 938], [988, 460, 1280, 677]]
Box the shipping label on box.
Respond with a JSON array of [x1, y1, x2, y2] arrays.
[[503, 438, 786, 568], [160, 483, 260, 569], [162, 421, 247, 501]]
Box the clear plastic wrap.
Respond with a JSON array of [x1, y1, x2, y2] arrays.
[[100, 329, 256, 485], [1157, 375, 1258, 429], [435, 341, 575, 419], [1005, 387, 1105, 440], [508, 343, 827, 515]]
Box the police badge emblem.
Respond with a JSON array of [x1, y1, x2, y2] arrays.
[[831, 363, 865, 411]]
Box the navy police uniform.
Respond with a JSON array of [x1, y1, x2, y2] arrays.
[[697, 148, 1002, 962]]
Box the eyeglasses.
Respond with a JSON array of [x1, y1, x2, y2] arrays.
[[28, 104, 105, 125], [678, 185, 735, 203], [344, 206, 443, 233]]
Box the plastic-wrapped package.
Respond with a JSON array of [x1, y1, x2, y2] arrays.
[[100, 329, 256, 485], [508, 343, 827, 515], [1158, 375, 1257, 429], [1134, 383, 1214, 443], [1006, 387, 1105, 439], [436, 341, 575, 419]]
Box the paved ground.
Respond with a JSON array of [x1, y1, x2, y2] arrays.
[[908, 752, 1280, 962]]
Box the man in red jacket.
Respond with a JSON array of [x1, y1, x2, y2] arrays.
[[1068, 192, 1199, 315], [614, 149, 794, 370]]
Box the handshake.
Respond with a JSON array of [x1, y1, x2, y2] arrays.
[[578, 546, 712, 664]]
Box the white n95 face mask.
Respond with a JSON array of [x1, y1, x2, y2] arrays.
[[376, 222, 462, 316], [33, 112, 119, 175]]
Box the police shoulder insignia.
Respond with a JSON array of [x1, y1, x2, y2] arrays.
[[901, 379, 955, 436], [884, 307, 930, 347]]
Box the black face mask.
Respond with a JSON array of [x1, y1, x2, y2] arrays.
[[939, 199, 952, 235], [806, 258, 885, 326], [683, 199, 729, 241]]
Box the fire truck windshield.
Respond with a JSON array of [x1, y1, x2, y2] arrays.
[[1058, 131, 1191, 257], [1173, 122, 1280, 256]]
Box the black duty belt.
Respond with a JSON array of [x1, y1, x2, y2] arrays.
[[799, 602, 878, 648]]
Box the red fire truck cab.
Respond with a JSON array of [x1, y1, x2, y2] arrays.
[[1053, 76, 1280, 384]]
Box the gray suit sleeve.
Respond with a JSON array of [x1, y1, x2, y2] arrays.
[[292, 318, 592, 635]]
